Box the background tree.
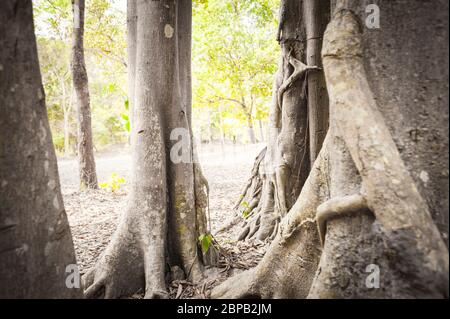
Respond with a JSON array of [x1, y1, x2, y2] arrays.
[[34, 0, 129, 155], [213, 0, 449, 298], [192, 0, 279, 144], [71, 0, 98, 189], [82, 0, 216, 299], [0, 0, 81, 298]]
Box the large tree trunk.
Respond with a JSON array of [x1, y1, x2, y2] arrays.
[[71, 0, 98, 189], [234, 0, 316, 242], [0, 0, 81, 298], [82, 0, 215, 299], [213, 0, 448, 299]]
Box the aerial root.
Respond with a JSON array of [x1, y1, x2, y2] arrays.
[[316, 194, 370, 246]]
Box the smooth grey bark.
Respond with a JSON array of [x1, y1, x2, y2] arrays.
[[83, 0, 215, 299], [304, 0, 329, 165], [214, 0, 448, 299], [127, 0, 137, 132], [71, 0, 98, 189], [246, 114, 257, 144], [0, 0, 81, 298], [258, 120, 265, 143]]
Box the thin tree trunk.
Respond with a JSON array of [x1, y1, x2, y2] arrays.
[[207, 108, 213, 143], [71, 0, 98, 189], [246, 113, 257, 144], [0, 0, 81, 298], [64, 110, 71, 156], [127, 0, 137, 133], [258, 119, 265, 143], [304, 0, 329, 165], [61, 78, 72, 157]]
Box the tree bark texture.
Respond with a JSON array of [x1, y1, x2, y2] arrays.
[[0, 0, 81, 298], [234, 0, 321, 243], [213, 0, 448, 299], [71, 0, 98, 189], [82, 0, 216, 299]]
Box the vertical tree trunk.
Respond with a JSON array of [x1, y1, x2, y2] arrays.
[[207, 108, 213, 143], [304, 0, 329, 165], [246, 113, 257, 144], [235, 0, 312, 242], [62, 79, 72, 157], [127, 0, 137, 132], [82, 0, 215, 299], [258, 119, 265, 143], [0, 0, 81, 298], [64, 110, 71, 156], [71, 0, 98, 189]]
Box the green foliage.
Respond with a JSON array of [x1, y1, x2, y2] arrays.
[[99, 173, 126, 192], [52, 132, 66, 153], [34, 0, 280, 149], [240, 200, 251, 219], [198, 233, 214, 254], [192, 0, 280, 142], [33, 0, 129, 152]]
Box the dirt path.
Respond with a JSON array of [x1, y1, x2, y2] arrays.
[[60, 143, 266, 297]]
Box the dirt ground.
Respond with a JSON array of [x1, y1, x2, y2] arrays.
[[59, 142, 267, 298]]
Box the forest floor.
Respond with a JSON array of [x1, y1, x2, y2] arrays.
[[58, 142, 267, 298]]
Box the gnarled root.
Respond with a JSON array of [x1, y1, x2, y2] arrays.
[[212, 140, 329, 298], [82, 203, 168, 299], [307, 8, 449, 298]]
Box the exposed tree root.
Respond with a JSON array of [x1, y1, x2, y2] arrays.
[[212, 139, 328, 298], [82, 198, 168, 299], [234, 21, 312, 243], [212, 8, 449, 299], [316, 194, 369, 246]]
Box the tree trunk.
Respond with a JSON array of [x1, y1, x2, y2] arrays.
[[63, 110, 71, 156], [304, 0, 329, 165], [213, 0, 448, 299], [246, 113, 257, 144], [71, 0, 98, 189], [127, 0, 137, 132], [0, 0, 81, 298], [234, 0, 312, 242], [207, 108, 213, 143], [258, 119, 265, 143], [82, 0, 216, 299]]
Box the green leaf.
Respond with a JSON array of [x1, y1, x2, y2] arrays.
[[198, 233, 213, 253]]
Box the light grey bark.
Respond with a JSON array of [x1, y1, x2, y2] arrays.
[[303, 0, 329, 165], [0, 0, 81, 298], [127, 0, 137, 132], [235, 0, 314, 242], [83, 0, 215, 299], [258, 119, 265, 143], [71, 0, 98, 189], [214, 0, 448, 299]]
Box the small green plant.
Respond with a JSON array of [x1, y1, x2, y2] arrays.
[[99, 173, 126, 192], [120, 99, 131, 133], [240, 201, 250, 219], [198, 233, 213, 254]]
